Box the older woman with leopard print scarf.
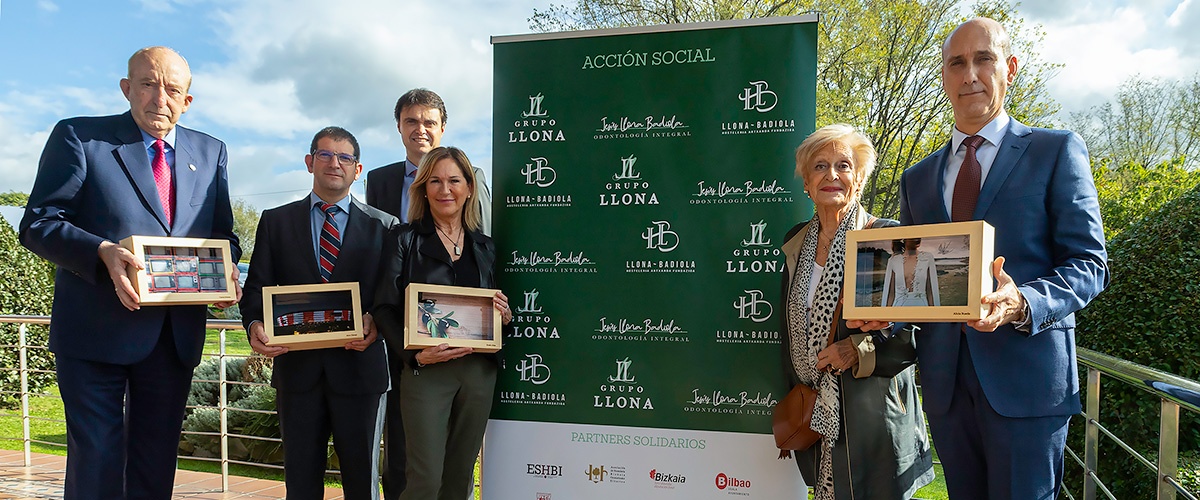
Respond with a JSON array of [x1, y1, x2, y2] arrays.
[[779, 124, 934, 500]]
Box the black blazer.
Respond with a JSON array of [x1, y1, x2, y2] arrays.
[[373, 216, 498, 370], [240, 197, 398, 394]]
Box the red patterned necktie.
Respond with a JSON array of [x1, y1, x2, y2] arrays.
[[951, 135, 985, 222], [152, 139, 174, 226], [318, 203, 341, 282]]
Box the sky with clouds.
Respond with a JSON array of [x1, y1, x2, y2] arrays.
[[1, 0, 1196, 211]]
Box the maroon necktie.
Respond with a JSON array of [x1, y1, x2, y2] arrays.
[[152, 139, 174, 226], [318, 203, 341, 282], [951, 135, 985, 222]]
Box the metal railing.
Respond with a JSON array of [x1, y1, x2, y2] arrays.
[[0, 315, 290, 492], [1062, 347, 1200, 500], [2, 314, 1197, 497]]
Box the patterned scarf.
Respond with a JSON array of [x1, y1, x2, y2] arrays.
[[785, 203, 859, 500]]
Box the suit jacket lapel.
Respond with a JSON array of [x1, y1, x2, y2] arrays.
[[976, 120, 1032, 218], [286, 199, 322, 283], [917, 142, 953, 223], [113, 113, 171, 232], [332, 200, 371, 282], [172, 128, 201, 232]]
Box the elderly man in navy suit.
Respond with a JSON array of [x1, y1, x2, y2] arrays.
[[20, 46, 241, 499], [240, 126, 397, 499], [852, 18, 1109, 499]]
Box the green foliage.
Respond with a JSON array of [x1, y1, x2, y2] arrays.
[[1092, 157, 1200, 239], [232, 198, 259, 262], [1073, 184, 1200, 498], [0, 222, 57, 409], [0, 191, 29, 207], [180, 356, 281, 464], [1071, 74, 1200, 171], [527, 0, 1061, 219]]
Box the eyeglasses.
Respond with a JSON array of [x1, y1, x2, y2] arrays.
[[312, 150, 357, 167]]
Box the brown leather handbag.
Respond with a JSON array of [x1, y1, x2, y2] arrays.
[[773, 301, 842, 458]]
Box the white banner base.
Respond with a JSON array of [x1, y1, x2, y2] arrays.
[[481, 419, 806, 499]]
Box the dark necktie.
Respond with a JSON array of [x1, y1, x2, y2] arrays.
[[951, 135, 985, 222], [318, 203, 341, 282], [152, 139, 174, 226]]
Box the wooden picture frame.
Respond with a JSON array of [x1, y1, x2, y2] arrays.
[[119, 235, 237, 305], [262, 282, 364, 351], [843, 220, 994, 322], [404, 283, 501, 353]]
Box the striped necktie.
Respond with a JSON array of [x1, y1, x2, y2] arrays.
[[318, 203, 341, 282]]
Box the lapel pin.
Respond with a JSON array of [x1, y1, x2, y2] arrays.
[[189, 164, 197, 171]]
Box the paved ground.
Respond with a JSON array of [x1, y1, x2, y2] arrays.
[[0, 449, 344, 499]]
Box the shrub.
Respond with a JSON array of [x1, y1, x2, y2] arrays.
[[180, 356, 281, 463], [0, 221, 57, 408], [1072, 183, 1200, 498]]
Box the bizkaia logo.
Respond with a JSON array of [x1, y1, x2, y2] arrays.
[[509, 92, 566, 143], [600, 154, 660, 207], [499, 353, 566, 406], [585, 464, 628, 484], [506, 156, 572, 209], [526, 463, 564, 479], [721, 80, 796, 135], [510, 289, 560, 341], [594, 357, 654, 410], [649, 468, 687, 489], [715, 472, 752, 495], [726, 220, 783, 274]]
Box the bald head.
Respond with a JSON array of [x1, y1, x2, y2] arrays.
[[940, 17, 1018, 134], [120, 46, 194, 138]]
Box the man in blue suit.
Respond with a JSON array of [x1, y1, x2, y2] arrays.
[[20, 47, 240, 499], [889, 18, 1108, 499], [241, 126, 397, 499]]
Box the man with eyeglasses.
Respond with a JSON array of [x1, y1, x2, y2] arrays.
[[365, 87, 492, 499], [241, 126, 398, 499]]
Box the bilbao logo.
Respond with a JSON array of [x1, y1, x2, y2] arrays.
[[715, 472, 751, 490]]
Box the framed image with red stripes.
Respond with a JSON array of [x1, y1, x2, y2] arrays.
[[262, 282, 364, 350], [119, 235, 237, 305]]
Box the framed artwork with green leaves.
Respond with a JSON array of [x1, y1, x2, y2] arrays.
[[404, 283, 501, 353]]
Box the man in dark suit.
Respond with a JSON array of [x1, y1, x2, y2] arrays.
[[367, 88, 492, 233], [20, 46, 241, 499], [897, 18, 1108, 499], [364, 87, 491, 499], [241, 127, 398, 499]]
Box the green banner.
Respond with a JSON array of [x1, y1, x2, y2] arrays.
[[491, 18, 816, 434]]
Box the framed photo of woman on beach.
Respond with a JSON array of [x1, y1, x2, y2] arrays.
[[843, 221, 994, 322], [404, 283, 502, 353]]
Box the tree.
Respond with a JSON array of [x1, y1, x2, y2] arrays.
[[231, 199, 259, 262], [1092, 157, 1200, 239], [1070, 74, 1200, 171], [529, 0, 1062, 218], [0, 191, 29, 207]]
